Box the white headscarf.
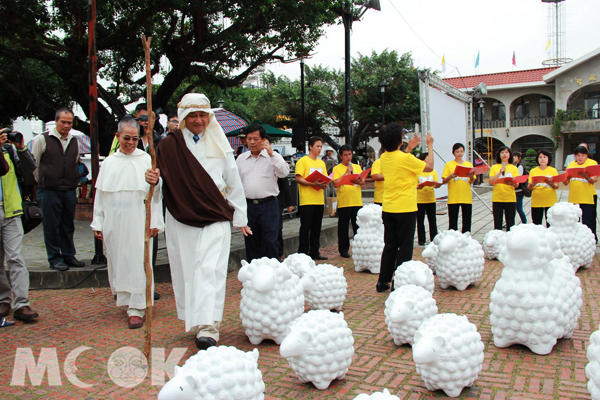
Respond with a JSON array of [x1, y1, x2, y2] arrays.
[[177, 93, 232, 158]]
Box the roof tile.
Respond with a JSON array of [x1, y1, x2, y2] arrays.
[[444, 67, 559, 89]]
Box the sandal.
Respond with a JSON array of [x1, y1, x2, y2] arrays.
[[0, 318, 15, 327]]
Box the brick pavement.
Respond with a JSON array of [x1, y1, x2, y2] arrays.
[[1, 243, 599, 399]]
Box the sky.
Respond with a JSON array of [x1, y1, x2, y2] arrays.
[[266, 0, 599, 81]]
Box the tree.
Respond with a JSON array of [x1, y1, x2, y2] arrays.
[[0, 0, 344, 153]]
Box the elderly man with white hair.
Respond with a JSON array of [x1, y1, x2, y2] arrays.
[[145, 93, 250, 350], [92, 117, 163, 329]]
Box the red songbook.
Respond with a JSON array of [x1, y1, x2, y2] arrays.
[[454, 164, 489, 177], [531, 175, 550, 184], [418, 181, 439, 187], [552, 173, 568, 183], [305, 170, 332, 191], [494, 175, 529, 185], [335, 168, 371, 187], [566, 165, 600, 178]]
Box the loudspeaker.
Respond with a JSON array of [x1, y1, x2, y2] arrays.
[[292, 125, 305, 149]]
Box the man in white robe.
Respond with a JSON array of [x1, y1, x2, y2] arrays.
[[92, 117, 163, 329], [145, 93, 249, 350]]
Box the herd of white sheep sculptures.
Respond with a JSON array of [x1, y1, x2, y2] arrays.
[[158, 202, 600, 400]]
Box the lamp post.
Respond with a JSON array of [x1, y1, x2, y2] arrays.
[[378, 81, 388, 126], [478, 99, 485, 143], [217, 99, 225, 108]]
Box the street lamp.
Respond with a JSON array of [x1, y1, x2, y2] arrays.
[[478, 99, 485, 147], [378, 81, 388, 126], [217, 99, 225, 108]]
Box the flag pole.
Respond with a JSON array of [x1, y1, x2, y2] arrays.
[[141, 35, 157, 362]]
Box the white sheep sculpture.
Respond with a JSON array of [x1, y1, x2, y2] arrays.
[[352, 204, 384, 273], [280, 310, 355, 390], [412, 313, 484, 398], [490, 224, 583, 355], [547, 202, 595, 272], [353, 389, 401, 400], [300, 263, 347, 311], [392, 260, 435, 294], [157, 346, 265, 400], [282, 253, 316, 278], [432, 230, 485, 291], [238, 258, 304, 345], [587, 325, 600, 400], [421, 242, 438, 273], [384, 284, 437, 346], [482, 229, 506, 260]]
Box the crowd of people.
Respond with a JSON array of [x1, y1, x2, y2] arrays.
[[1, 94, 596, 354]]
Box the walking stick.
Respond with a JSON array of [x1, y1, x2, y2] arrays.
[[141, 35, 157, 361]]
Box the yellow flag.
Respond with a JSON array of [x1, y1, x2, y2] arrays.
[[441, 55, 446, 73], [545, 40, 551, 51]]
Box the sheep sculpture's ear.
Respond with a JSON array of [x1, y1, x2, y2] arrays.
[[414, 331, 423, 343], [250, 348, 259, 362], [184, 374, 197, 389], [238, 261, 250, 282], [173, 365, 182, 376], [433, 335, 445, 348]]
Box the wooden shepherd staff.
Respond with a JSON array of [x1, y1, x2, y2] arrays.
[[141, 35, 157, 361]]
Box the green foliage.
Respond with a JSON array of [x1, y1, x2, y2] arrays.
[[551, 109, 589, 148], [524, 148, 537, 172], [0, 0, 344, 152]]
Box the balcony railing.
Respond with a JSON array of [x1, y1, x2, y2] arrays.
[[509, 116, 555, 127], [473, 119, 506, 129]]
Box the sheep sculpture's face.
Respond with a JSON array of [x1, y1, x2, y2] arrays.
[[547, 202, 582, 226], [437, 230, 465, 254], [499, 224, 562, 269]]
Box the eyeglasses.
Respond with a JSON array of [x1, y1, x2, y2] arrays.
[[121, 136, 139, 142]]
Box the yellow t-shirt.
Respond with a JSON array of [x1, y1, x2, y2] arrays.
[[490, 163, 519, 202], [333, 163, 363, 208], [371, 158, 384, 204], [380, 150, 426, 213], [442, 160, 473, 204], [528, 166, 558, 208], [567, 160, 596, 204], [417, 170, 438, 204], [296, 156, 327, 206]]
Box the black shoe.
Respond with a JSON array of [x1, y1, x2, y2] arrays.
[[13, 306, 39, 321], [195, 336, 217, 350], [0, 303, 11, 318], [340, 253, 351, 258], [50, 262, 69, 271], [376, 282, 390, 293], [312, 254, 328, 261], [154, 292, 160, 301], [418, 242, 425, 246], [66, 259, 85, 268]]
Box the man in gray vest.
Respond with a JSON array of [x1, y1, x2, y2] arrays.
[[32, 108, 84, 271]]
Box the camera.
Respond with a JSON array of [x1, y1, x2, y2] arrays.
[[2, 128, 23, 144]]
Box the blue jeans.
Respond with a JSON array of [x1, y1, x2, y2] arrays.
[[516, 194, 527, 223], [37, 188, 77, 265]]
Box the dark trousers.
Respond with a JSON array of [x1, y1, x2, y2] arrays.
[[448, 203, 472, 233], [379, 211, 416, 284], [37, 188, 77, 264], [277, 207, 285, 258], [531, 207, 550, 227], [337, 206, 360, 255], [245, 198, 280, 262], [417, 202, 438, 243], [594, 194, 598, 242], [516, 194, 527, 223], [298, 205, 324, 257], [492, 202, 516, 231], [579, 203, 595, 239]]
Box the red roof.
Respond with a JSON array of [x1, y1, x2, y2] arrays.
[[444, 67, 559, 89]]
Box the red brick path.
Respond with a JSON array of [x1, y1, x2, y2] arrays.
[[0, 246, 598, 399]]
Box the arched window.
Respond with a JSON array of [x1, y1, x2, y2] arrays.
[[515, 98, 529, 118], [492, 101, 505, 120], [540, 97, 555, 117]]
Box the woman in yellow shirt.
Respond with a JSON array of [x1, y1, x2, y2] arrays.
[[417, 152, 441, 245], [376, 124, 434, 293], [441, 143, 475, 233], [488, 146, 520, 231], [565, 145, 598, 238], [527, 149, 558, 227]]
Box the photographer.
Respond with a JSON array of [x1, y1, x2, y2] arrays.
[[0, 127, 39, 322]]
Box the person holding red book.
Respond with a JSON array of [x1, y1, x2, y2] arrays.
[[488, 146, 519, 231], [527, 149, 558, 227], [417, 152, 441, 246], [565, 145, 598, 240], [441, 143, 475, 233]]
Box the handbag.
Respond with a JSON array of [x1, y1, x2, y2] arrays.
[[22, 200, 43, 234], [521, 184, 532, 198]]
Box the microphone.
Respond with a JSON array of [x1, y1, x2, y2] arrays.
[[501, 162, 507, 176]]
